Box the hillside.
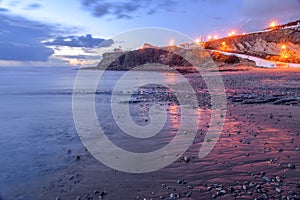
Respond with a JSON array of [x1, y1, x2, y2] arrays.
[[96, 46, 256, 72], [204, 21, 300, 64]]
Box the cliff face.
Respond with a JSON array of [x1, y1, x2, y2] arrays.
[[96, 47, 255, 72], [204, 26, 300, 63]]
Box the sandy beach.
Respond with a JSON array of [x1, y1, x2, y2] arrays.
[[22, 68, 298, 200]]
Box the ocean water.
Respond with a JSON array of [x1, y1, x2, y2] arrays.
[[0, 66, 186, 199], [0, 67, 81, 199]]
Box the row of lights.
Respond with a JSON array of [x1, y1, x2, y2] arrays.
[[195, 21, 278, 43]]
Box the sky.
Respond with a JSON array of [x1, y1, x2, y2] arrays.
[[0, 0, 299, 67]]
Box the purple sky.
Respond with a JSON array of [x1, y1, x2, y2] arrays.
[[0, 0, 299, 66]]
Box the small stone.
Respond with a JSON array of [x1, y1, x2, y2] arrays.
[[151, 192, 155, 195], [287, 163, 295, 169], [99, 191, 107, 197], [187, 185, 193, 189], [159, 196, 164, 199], [55, 197, 61, 200], [76, 197, 81, 200], [268, 113, 273, 119], [207, 186, 212, 191], [184, 156, 190, 163], [220, 190, 226, 194], [275, 176, 281, 182], [276, 188, 282, 193], [68, 175, 75, 180], [262, 176, 271, 182], [227, 187, 234, 193], [66, 148, 72, 154], [75, 155, 80, 161], [93, 190, 99, 194], [242, 185, 247, 190], [185, 191, 192, 197]]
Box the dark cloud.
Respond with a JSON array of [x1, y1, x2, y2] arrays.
[[0, 13, 54, 61], [0, 7, 9, 12], [44, 34, 114, 48], [81, 0, 177, 19], [25, 3, 42, 10]]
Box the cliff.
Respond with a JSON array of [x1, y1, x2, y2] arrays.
[[96, 46, 255, 72], [204, 22, 300, 64]]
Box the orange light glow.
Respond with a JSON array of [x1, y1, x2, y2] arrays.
[[281, 44, 286, 49], [213, 35, 218, 40], [231, 30, 236, 35], [207, 35, 212, 40], [222, 42, 226, 46], [195, 38, 200, 44], [270, 21, 277, 28], [242, 32, 246, 35]]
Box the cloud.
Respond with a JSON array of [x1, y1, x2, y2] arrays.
[[81, 0, 177, 19], [25, 3, 42, 10], [0, 7, 9, 12], [44, 34, 114, 48], [0, 13, 55, 61]]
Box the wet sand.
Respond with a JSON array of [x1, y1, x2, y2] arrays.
[[4, 68, 300, 200]]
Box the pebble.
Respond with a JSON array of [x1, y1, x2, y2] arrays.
[[262, 176, 271, 182], [68, 175, 75, 180], [183, 156, 190, 163], [275, 176, 281, 182], [99, 191, 107, 197], [66, 148, 72, 154], [287, 163, 295, 169], [275, 187, 282, 193], [93, 190, 99, 194], [207, 186, 212, 191], [185, 191, 192, 197], [176, 179, 183, 184], [242, 185, 247, 190], [76, 197, 81, 200], [55, 197, 61, 200], [75, 155, 81, 161]]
